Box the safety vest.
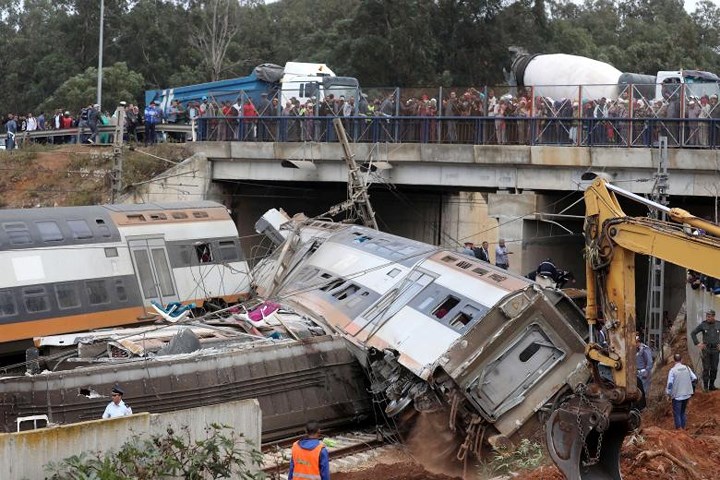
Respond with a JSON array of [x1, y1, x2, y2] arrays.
[[291, 441, 324, 480]]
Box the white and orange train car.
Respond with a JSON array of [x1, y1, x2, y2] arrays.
[[0, 201, 250, 354], [255, 215, 589, 455]]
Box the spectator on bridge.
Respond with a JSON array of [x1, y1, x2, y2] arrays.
[[87, 104, 101, 144], [126, 104, 139, 142], [242, 99, 258, 141], [5, 114, 17, 150], [143, 100, 161, 146]]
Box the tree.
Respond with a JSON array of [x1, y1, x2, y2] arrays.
[[40, 62, 144, 114], [190, 0, 261, 82]]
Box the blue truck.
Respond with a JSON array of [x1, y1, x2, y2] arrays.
[[144, 62, 361, 113]]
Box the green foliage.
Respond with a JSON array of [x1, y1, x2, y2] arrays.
[[44, 423, 263, 480], [40, 63, 144, 115], [0, 0, 719, 113], [487, 438, 546, 474]]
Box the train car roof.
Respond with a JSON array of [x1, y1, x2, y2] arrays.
[[101, 201, 225, 212], [0, 201, 225, 220]]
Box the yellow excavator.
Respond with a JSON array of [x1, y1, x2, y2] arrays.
[[546, 175, 720, 479]]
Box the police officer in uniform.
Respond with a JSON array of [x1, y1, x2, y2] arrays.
[[288, 420, 330, 480], [101, 386, 133, 419], [691, 310, 720, 391]]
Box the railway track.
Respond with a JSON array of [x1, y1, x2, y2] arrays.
[[261, 429, 393, 478]]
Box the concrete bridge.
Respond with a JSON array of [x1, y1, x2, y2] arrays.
[[128, 140, 710, 318]]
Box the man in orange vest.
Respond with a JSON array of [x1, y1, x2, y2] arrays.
[[288, 420, 330, 480]]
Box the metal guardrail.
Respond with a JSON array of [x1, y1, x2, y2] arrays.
[[2, 117, 718, 149]]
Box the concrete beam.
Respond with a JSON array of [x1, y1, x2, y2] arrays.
[[190, 142, 720, 198]]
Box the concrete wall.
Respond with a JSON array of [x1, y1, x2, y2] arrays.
[[123, 152, 225, 204], [0, 399, 261, 480]]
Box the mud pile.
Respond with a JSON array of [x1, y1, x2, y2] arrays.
[[334, 462, 461, 480]]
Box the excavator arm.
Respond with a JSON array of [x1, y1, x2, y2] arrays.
[[546, 177, 720, 479]]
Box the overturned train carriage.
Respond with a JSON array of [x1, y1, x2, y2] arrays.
[[254, 217, 589, 455], [0, 201, 250, 355]]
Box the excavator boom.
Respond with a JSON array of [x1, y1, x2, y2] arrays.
[[547, 177, 720, 479]]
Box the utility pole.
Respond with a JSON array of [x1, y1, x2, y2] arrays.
[[332, 118, 379, 229], [97, 0, 105, 107], [645, 136, 668, 358]]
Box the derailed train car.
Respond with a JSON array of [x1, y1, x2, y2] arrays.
[[254, 213, 589, 456], [0, 201, 250, 355]]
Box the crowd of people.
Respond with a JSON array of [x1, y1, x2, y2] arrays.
[[4, 85, 720, 149]]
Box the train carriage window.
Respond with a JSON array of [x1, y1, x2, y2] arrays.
[[67, 219, 93, 239], [178, 245, 193, 265], [135, 250, 159, 298], [151, 248, 176, 296], [115, 279, 128, 302], [23, 287, 50, 313], [86, 280, 110, 305], [192, 211, 209, 218], [149, 213, 167, 221], [365, 271, 434, 325], [172, 212, 188, 219], [55, 283, 81, 309], [432, 296, 460, 319], [448, 304, 482, 330], [126, 214, 147, 222], [195, 243, 213, 263], [218, 240, 239, 261], [3, 222, 32, 245], [36, 221, 63, 242], [95, 219, 112, 238], [332, 284, 360, 301], [0, 290, 17, 317], [345, 291, 370, 309], [320, 278, 345, 292]]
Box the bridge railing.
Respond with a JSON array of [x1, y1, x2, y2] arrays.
[[194, 115, 720, 148], [1, 117, 718, 149]]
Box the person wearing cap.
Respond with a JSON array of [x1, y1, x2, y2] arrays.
[[143, 100, 161, 146], [666, 353, 697, 429], [691, 309, 720, 390], [102, 386, 133, 419], [87, 103, 100, 144], [460, 241, 475, 258], [288, 420, 330, 480], [636, 334, 654, 398]]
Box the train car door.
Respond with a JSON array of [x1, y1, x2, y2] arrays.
[[127, 238, 180, 307]]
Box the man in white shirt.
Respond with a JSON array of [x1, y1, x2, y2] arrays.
[[495, 239, 512, 270], [666, 354, 697, 430], [102, 386, 133, 419]]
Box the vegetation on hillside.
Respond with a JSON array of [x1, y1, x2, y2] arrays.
[[0, 0, 718, 115]]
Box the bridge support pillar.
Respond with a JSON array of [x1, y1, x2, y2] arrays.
[[441, 191, 499, 253], [487, 190, 539, 275]]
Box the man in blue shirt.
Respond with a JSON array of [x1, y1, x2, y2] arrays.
[[144, 101, 161, 146]]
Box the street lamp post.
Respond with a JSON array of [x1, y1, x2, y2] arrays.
[[97, 0, 104, 108]]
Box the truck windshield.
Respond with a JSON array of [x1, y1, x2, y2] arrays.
[[684, 74, 720, 99]]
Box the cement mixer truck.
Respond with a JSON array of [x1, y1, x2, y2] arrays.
[[504, 49, 720, 102]]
